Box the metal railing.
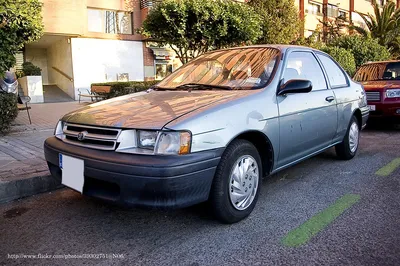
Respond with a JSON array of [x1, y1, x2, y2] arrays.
[[52, 67, 73, 82]]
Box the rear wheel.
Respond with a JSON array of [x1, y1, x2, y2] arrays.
[[335, 116, 360, 160], [209, 139, 262, 223]]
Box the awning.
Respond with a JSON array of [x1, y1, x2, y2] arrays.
[[149, 47, 176, 60]]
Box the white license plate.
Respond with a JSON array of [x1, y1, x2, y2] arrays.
[[367, 105, 376, 111], [59, 154, 84, 193]]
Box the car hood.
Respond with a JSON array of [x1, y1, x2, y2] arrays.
[[361, 80, 400, 90], [63, 90, 254, 129]]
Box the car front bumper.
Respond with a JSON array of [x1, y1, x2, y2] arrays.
[[44, 137, 223, 209], [367, 101, 400, 120]]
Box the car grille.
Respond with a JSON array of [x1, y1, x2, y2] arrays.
[[62, 123, 121, 151], [365, 91, 380, 102]]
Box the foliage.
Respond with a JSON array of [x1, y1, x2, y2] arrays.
[[352, 1, 400, 46], [292, 31, 324, 49], [0, 0, 44, 76], [248, 0, 302, 44], [91, 81, 159, 98], [320, 17, 349, 43], [329, 35, 391, 68], [320, 46, 356, 76], [0, 93, 18, 133], [351, 1, 400, 57], [142, 0, 262, 64], [20, 62, 41, 76]]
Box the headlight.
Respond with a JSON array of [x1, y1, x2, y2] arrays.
[[137, 130, 158, 149], [54, 120, 65, 140], [386, 89, 400, 98], [155, 131, 191, 155]]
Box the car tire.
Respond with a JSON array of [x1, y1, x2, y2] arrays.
[[335, 116, 360, 160], [209, 139, 262, 224]]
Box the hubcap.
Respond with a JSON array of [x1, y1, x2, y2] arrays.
[[229, 155, 259, 211], [349, 122, 359, 153]]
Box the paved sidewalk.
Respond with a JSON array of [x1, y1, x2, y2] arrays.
[[0, 101, 88, 203]]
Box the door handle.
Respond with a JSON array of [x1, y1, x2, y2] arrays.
[[325, 96, 335, 102]]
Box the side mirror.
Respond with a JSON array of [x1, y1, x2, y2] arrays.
[[277, 79, 312, 96]]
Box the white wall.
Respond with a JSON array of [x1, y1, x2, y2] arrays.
[[71, 38, 144, 100], [47, 38, 74, 97], [25, 48, 49, 84]]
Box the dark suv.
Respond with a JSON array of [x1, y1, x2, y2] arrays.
[[354, 61, 400, 121]]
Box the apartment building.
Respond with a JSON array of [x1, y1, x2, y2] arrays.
[[22, 0, 177, 101], [296, 0, 400, 39]]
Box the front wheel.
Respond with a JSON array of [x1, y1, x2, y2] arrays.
[[209, 139, 262, 223], [335, 116, 360, 160]]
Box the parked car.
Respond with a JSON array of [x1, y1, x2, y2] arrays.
[[353, 60, 400, 122], [44, 45, 369, 223]]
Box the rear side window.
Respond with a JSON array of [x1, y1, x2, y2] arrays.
[[317, 54, 348, 88]]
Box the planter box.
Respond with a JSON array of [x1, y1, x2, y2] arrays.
[[18, 76, 44, 103]]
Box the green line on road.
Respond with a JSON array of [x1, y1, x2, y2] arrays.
[[281, 194, 361, 248], [375, 158, 400, 177]]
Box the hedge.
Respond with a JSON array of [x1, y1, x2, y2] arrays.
[[91, 81, 159, 99], [0, 93, 18, 133], [329, 35, 391, 68]]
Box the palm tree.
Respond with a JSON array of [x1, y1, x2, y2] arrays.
[[352, 1, 400, 47]]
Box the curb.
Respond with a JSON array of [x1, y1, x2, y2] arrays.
[[0, 173, 64, 204]]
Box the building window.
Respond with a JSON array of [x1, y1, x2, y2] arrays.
[[338, 10, 347, 19], [155, 61, 173, 80], [87, 8, 133, 34], [327, 4, 338, 18], [307, 2, 322, 15]]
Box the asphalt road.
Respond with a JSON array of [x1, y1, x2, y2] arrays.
[[1, 123, 400, 266]]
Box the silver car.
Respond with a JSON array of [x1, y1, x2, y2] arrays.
[[44, 45, 369, 223]]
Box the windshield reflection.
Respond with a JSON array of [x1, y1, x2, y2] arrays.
[[156, 48, 280, 90]]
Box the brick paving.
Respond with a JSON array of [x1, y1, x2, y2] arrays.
[[0, 101, 88, 182]]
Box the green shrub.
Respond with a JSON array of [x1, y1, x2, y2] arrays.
[[21, 62, 41, 76], [91, 81, 159, 99], [321, 46, 357, 76], [0, 93, 18, 133], [329, 35, 391, 68]]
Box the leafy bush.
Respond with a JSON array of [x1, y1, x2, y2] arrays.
[[249, 0, 301, 45], [0, 0, 43, 75], [21, 62, 41, 76], [91, 81, 159, 98], [0, 93, 18, 133], [329, 35, 391, 68], [321, 46, 357, 76]]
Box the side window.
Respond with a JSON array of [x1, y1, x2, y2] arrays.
[[317, 53, 348, 87], [283, 52, 327, 91]]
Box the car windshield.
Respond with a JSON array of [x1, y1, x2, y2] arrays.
[[353, 62, 400, 81], [155, 48, 280, 90]]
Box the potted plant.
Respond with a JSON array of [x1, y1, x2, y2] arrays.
[[17, 62, 44, 103]]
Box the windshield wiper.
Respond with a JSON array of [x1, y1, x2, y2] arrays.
[[175, 83, 232, 90]]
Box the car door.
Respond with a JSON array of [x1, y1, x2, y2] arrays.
[[276, 50, 338, 169], [316, 52, 353, 143]]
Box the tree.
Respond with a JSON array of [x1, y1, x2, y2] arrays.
[[352, 1, 400, 47], [142, 0, 262, 64], [329, 35, 391, 68], [319, 16, 349, 43], [248, 0, 302, 44], [0, 0, 44, 75]]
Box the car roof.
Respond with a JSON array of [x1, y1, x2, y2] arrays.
[[360, 60, 400, 66], [217, 44, 320, 53]]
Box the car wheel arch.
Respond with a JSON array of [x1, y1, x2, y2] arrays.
[[224, 130, 274, 177], [352, 108, 362, 129]]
